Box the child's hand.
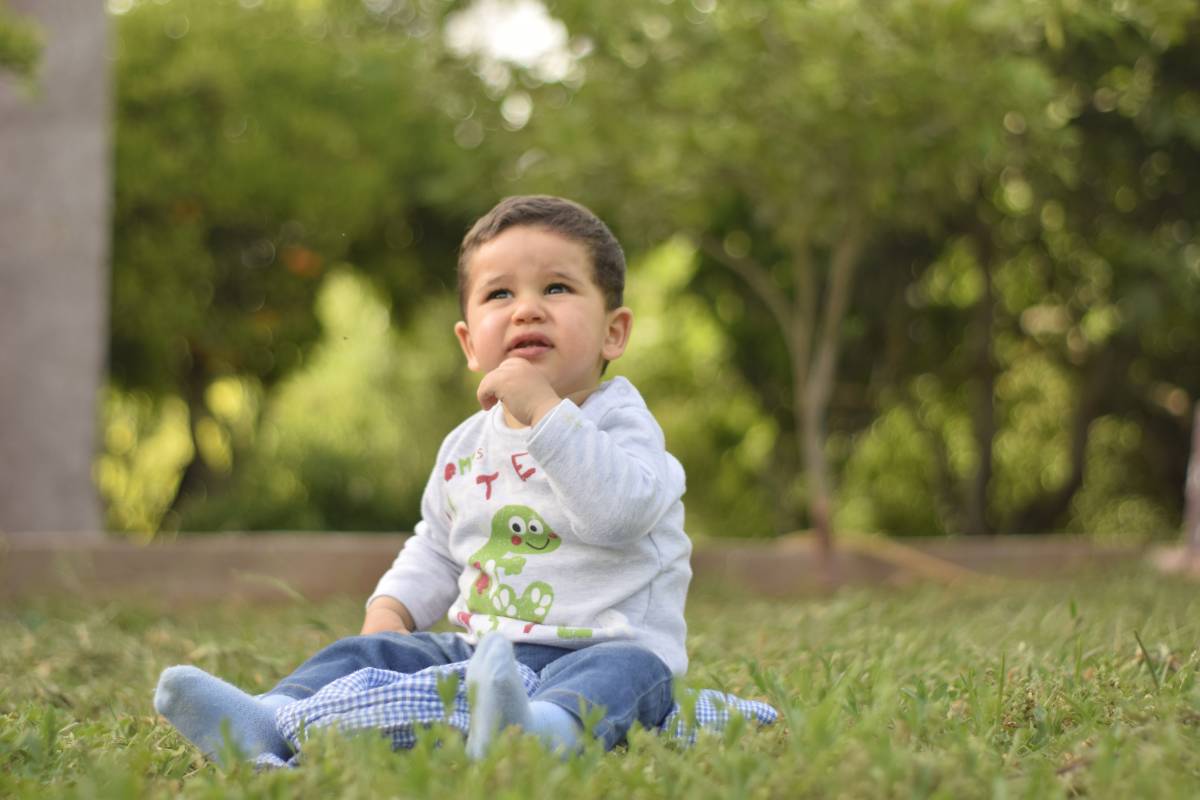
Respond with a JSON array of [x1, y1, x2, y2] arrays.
[[477, 357, 561, 427]]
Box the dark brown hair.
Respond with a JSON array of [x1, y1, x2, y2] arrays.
[[457, 195, 625, 313]]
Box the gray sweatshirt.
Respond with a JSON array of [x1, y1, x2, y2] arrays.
[[369, 377, 692, 674]]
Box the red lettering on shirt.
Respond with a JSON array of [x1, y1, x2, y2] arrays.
[[511, 452, 536, 482], [476, 471, 499, 499]]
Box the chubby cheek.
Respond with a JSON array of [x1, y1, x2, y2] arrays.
[[468, 317, 508, 365]]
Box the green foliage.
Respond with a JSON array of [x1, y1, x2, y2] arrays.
[[524, 0, 1064, 232], [108, 0, 495, 518], [110, 0, 486, 392], [96, 390, 193, 534], [993, 355, 1077, 516], [1071, 417, 1179, 539], [178, 269, 476, 532], [837, 403, 952, 536], [100, 0, 1200, 538], [837, 356, 1177, 537], [0, 3, 40, 80], [6, 569, 1200, 795]]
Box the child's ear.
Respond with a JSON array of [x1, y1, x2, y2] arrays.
[[601, 307, 633, 362], [454, 321, 482, 371]]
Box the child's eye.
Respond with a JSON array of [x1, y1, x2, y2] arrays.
[[545, 283, 570, 295], [486, 289, 511, 301]]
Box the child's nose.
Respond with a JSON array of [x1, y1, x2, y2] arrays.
[[511, 293, 546, 322]]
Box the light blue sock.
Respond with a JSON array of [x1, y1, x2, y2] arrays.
[[528, 700, 583, 755], [464, 636, 585, 759], [153, 665, 293, 764], [465, 635, 532, 760]]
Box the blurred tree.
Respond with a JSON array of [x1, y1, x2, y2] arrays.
[[175, 269, 478, 532], [1007, 4, 1200, 532], [826, 1, 1200, 536], [109, 0, 494, 523], [102, 0, 1200, 540], [505, 0, 1085, 550]]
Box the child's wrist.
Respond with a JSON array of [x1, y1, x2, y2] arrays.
[[362, 608, 411, 635], [365, 597, 416, 631], [528, 396, 560, 427]]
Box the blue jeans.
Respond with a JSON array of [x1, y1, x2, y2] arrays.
[[264, 632, 674, 750]]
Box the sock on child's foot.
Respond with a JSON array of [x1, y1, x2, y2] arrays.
[[465, 635, 533, 760], [153, 665, 293, 764], [528, 700, 583, 755]]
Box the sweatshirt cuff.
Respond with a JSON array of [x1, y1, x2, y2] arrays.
[[527, 398, 585, 460]]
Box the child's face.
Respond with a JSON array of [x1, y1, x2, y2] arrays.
[[454, 225, 632, 403]]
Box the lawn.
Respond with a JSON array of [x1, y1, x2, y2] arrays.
[[3, 565, 1200, 798]]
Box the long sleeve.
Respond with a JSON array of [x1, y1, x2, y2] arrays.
[[524, 395, 685, 547], [367, 463, 462, 630]]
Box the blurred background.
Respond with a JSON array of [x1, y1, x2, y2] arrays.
[[2, 0, 1197, 544]]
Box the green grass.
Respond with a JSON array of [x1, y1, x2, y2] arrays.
[[3, 566, 1200, 798]]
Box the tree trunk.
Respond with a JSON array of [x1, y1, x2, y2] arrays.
[[700, 222, 863, 558], [800, 224, 864, 557], [1010, 345, 1119, 533], [164, 358, 219, 522], [1185, 403, 1200, 554], [0, 3, 110, 536], [966, 237, 996, 535]]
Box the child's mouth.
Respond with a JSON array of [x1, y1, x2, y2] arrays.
[[508, 336, 553, 357]]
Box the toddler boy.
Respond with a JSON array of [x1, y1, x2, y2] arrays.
[[154, 195, 691, 762]]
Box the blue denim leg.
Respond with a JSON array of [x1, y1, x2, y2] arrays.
[[530, 642, 675, 750], [265, 631, 475, 700], [512, 642, 576, 673]]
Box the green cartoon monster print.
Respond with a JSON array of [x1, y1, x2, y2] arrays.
[[467, 505, 560, 623]]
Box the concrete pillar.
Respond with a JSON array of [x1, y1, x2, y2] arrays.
[[0, 2, 109, 535]]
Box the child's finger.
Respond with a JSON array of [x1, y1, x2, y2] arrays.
[[477, 374, 500, 410]]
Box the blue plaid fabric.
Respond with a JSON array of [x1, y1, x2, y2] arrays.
[[254, 662, 777, 768]]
